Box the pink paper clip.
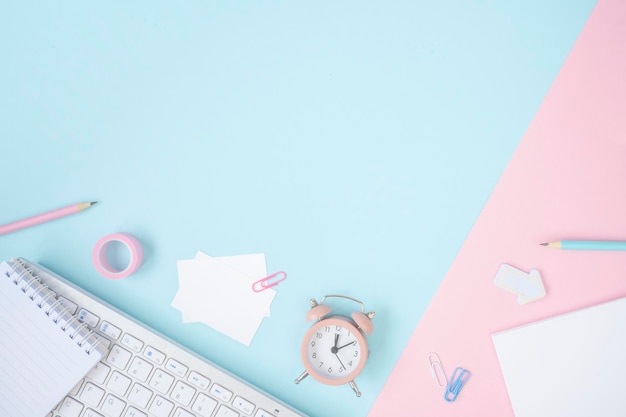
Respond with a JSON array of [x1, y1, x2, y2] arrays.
[[252, 271, 287, 292]]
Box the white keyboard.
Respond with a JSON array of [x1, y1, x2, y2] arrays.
[[15, 258, 307, 417]]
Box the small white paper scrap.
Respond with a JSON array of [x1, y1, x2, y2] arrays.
[[493, 263, 546, 304], [171, 251, 276, 346]]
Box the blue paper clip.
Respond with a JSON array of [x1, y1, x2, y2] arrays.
[[251, 271, 287, 292], [444, 367, 471, 402]]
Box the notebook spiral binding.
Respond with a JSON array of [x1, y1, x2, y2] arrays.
[[8, 259, 106, 355]]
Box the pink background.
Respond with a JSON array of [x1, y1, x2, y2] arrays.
[[369, 0, 626, 415]]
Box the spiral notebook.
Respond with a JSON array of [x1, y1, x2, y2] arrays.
[[0, 260, 107, 417]]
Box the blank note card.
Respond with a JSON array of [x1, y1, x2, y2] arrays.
[[172, 251, 276, 346]]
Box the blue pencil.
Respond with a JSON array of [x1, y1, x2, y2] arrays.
[[540, 240, 626, 251]]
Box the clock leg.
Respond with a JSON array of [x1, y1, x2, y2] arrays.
[[294, 371, 309, 384], [348, 380, 362, 397]]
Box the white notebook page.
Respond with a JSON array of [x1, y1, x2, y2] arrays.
[[0, 264, 103, 416]]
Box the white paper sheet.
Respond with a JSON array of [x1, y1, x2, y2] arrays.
[[492, 297, 626, 417], [171, 252, 276, 346]]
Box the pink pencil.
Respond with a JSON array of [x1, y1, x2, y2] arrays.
[[0, 201, 97, 235]]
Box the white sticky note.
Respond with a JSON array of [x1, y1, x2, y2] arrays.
[[173, 252, 272, 321], [172, 252, 276, 346], [171, 259, 200, 323], [211, 253, 272, 317]]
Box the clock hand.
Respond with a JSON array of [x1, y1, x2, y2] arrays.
[[334, 352, 347, 371], [337, 340, 356, 350], [331, 333, 341, 354]]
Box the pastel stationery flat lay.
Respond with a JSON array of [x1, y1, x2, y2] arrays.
[[1, 1, 623, 416]]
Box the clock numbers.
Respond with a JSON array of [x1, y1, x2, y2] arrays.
[[304, 316, 367, 381], [334, 325, 351, 337], [306, 323, 362, 380], [298, 298, 373, 392]]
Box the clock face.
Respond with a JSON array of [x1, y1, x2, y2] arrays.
[[301, 316, 368, 385]]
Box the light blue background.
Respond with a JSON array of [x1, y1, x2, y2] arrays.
[[0, 2, 595, 416]]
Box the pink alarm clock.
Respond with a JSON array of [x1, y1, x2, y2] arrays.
[[294, 295, 375, 397]]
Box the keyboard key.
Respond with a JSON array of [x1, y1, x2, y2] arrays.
[[128, 356, 154, 382], [80, 382, 105, 407], [170, 381, 196, 407], [86, 362, 111, 384], [128, 383, 153, 409], [192, 393, 218, 417], [123, 406, 147, 417], [107, 371, 132, 397], [165, 358, 189, 378], [210, 383, 233, 402], [149, 369, 175, 394], [173, 408, 196, 417], [99, 321, 122, 339], [215, 405, 239, 417], [255, 409, 276, 417], [101, 394, 126, 417], [148, 395, 174, 417], [107, 345, 132, 370], [233, 395, 255, 415], [143, 345, 166, 365], [78, 308, 100, 327], [57, 296, 78, 314], [121, 333, 144, 353], [84, 408, 104, 417], [57, 396, 83, 417], [187, 371, 210, 390]]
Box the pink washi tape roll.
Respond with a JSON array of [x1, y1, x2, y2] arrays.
[[92, 232, 143, 279]]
